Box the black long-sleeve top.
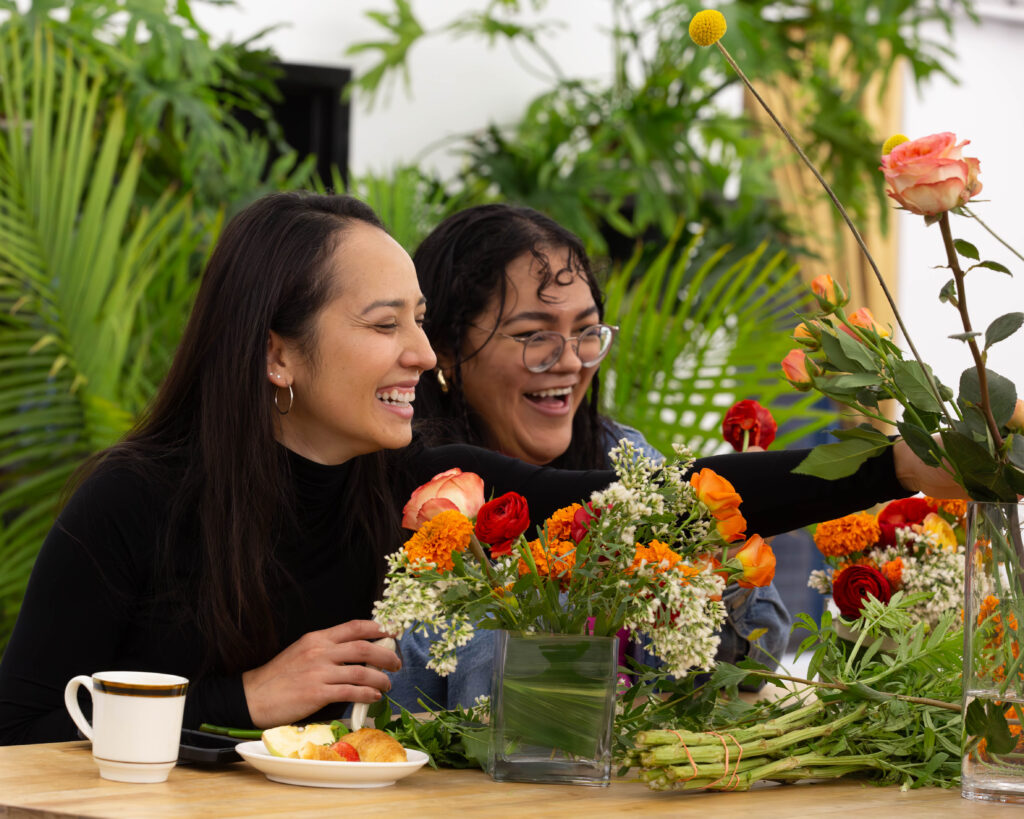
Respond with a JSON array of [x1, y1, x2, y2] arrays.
[[0, 443, 908, 745]]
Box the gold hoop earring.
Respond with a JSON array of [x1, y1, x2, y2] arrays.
[[436, 369, 449, 394], [274, 383, 294, 415]]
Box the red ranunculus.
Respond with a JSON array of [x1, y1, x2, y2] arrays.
[[877, 496, 937, 547], [832, 565, 892, 619], [570, 502, 603, 543], [722, 399, 777, 451], [474, 492, 530, 557]]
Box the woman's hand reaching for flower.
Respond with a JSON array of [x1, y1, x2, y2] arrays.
[[892, 439, 970, 500], [241, 620, 401, 728]]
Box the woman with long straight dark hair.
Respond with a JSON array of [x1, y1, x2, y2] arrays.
[[0, 192, 963, 744]]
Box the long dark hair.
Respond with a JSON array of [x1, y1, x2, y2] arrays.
[[89, 192, 400, 672], [413, 203, 611, 469]]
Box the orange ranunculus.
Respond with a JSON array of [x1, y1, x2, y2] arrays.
[[841, 307, 891, 341], [402, 468, 485, 530], [402, 509, 474, 572], [814, 512, 881, 558], [781, 349, 816, 390], [544, 504, 583, 542], [810, 274, 848, 312], [734, 534, 776, 588], [518, 538, 576, 584], [689, 468, 742, 520], [714, 509, 747, 543], [881, 557, 904, 589], [629, 540, 683, 574], [1009, 399, 1024, 433], [880, 132, 982, 216]]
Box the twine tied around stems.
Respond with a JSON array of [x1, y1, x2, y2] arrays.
[[668, 730, 699, 781], [667, 729, 744, 789], [704, 731, 744, 790]]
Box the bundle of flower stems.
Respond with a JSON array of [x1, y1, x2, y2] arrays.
[[626, 670, 965, 792]]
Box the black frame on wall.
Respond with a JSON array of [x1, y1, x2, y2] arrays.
[[239, 61, 352, 186]]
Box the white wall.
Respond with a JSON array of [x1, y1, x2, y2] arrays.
[[198, 2, 1024, 396], [899, 9, 1024, 396], [193, 0, 614, 177]]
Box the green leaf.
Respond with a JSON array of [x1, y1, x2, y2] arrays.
[[824, 373, 883, 389], [938, 279, 958, 306], [970, 260, 1012, 275], [953, 238, 979, 260], [896, 422, 939, 466], [892, 360, 945, 414], [984, 312, 1024, 350], [832, 424, 891, 444], [793, 437, 893, 480], [959, 367, 1018, 428], [948, 331, 981, 342], [835, 325, 879, 370], [819, 329, 866, 374]]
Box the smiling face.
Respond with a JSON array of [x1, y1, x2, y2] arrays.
[[267, 222, 437, 464], [456, 246, 600, 465]]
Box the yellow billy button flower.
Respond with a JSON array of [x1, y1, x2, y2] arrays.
[[882, 133, 910, 155], [689, 10, 727, 46]]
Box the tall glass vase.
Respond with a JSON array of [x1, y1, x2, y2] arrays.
[[488, 631, 618, 786], [962, 501, 1024, 804]]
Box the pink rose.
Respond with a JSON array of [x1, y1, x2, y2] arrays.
[[880, 132, 982, 216], [402, 468, 485, 530]]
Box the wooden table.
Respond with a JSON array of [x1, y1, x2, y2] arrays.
[[0, 742, 1019, 818]]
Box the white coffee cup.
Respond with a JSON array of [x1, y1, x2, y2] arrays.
[[64, 671, 189, 783]]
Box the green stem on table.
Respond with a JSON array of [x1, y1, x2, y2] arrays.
[[198, 723, 263, 740], [938, 212, 1005, 451], [712, 40, 951, 424], [962, 205, 1024, 265]]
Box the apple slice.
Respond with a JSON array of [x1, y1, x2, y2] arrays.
[[261, 723, 335, 757]]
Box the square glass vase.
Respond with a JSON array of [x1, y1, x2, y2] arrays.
[[487, 630, 618, 786], [962, 501, 1024, 804]]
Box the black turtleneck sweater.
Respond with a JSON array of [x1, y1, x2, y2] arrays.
[[0, 443, 908, 745]]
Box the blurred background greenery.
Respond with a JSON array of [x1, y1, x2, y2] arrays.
[[0, 0, 973, 652]]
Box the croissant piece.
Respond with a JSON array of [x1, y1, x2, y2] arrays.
[[343, 728, 407, 762]]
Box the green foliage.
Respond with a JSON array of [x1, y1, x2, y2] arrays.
[[601, 227, 835, 456], [0, 0, 316, 215], [0, 28, 219, 650], [347, 0, 975, 258]]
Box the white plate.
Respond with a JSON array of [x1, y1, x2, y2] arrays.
[[235, 741, 429, 788]]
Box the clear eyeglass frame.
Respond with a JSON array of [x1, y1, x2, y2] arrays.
[[495, 323, 619, 373]]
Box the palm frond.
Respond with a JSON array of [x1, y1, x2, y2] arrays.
[[602, 222, 835, 456], [0, 28, 215, 652]]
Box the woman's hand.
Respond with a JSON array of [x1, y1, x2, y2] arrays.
[[892, 438, 970, 500], [242, 620, 401, 729]]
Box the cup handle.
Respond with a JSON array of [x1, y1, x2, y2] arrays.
[[64, 675, 94, 741]]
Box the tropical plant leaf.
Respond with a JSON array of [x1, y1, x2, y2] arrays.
[[601, 229, 835, 456], [0, 28, 215, 653]]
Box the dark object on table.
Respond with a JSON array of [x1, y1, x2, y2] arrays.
[[178, 728, 244, 764]]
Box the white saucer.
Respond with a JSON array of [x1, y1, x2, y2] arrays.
[[235, 741, 428, 788]]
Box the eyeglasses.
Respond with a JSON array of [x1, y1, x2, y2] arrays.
[[495, 323, 619, 373]]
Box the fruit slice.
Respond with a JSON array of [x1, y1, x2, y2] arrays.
[[330, 740, 360, 762], [262, 723, 336, 758]]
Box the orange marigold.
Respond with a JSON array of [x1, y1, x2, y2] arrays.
[[629, 540, 683, 574], [402, 509, 473, 572], [813, 513, 881, 558], [926, 496, 967, 519], [881, 557, 903, 589], [518, 538, 576, 581], [544, 504, 583, 542]]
